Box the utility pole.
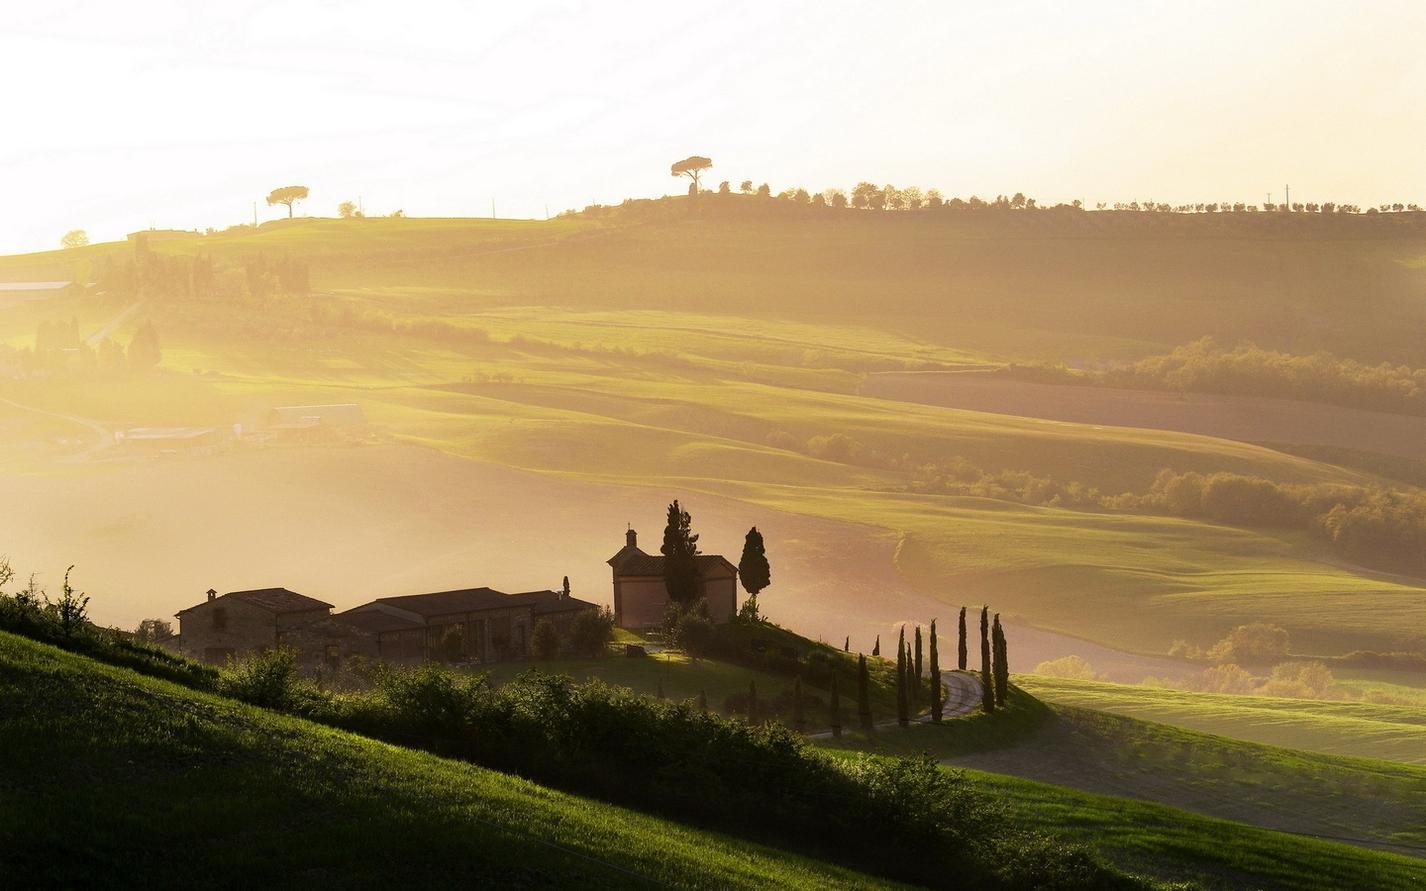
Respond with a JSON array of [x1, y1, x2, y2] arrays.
[[252, 202, 257, 227], [491, 198, 496, 220], [1284, 184, 1291, 211]]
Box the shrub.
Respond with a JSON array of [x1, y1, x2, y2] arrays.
[[1194, 663, 1258, 694], [1206, 623, 1290, 664], [568, 606, 614, 657], [1032, 655, 1099, 680], [218, 648, 308, 710], [1257, 661, 1336, 699]]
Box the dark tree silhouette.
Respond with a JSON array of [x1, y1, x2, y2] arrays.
[[266, 185, 309, 218], [128, 320, 162, 371], [929, 619, 943, 722], [671, 156, 713, 194], [843, 635, 849, 652], [895, 626, 909, 727], [958, 606, 968, 670], [857, 653, 873, 729], [992, 614, 1009, 706], [660, 499, 701, 606], [738, 526, 771, 595], [980, 606, 995, 714], [913, 625, 924, 709], [872, 634, 880, 657]]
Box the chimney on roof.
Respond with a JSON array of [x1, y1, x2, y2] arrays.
[[626, 527, 637, 549], [206, 588, 217, 602]]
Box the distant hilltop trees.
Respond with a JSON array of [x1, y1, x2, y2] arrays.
[[568, 176, 1420, 220]]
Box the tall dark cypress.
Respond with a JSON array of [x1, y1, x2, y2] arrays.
[[904, 638, 915, 713], [844, 635, 850, 652], [829, 673, 842, 738], [992, 613, 1009, 706], [957, 606, 968, 671], [913, 625, 924, 710], [979, 605, 995, 714], [793, 676, 805, 730], [873, 634, 880, 657], [929, 619, 943, 722], [857, 654, 873, 730], [896, 626, 909, 727]]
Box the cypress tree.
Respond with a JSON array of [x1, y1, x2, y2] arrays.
[[737, 526, 771, 596], [913, 625, 924, 709], [857, 654, 873, 730], [660, 500, 701, 607], [844, 635, 849, 652], [895, 626, 909, 727], [957, 606, 968, 671], [992, 613, 1009, 706], [872, 634, 880, 657], [980, 606, 995, 714], [829, 673, 842, 738], [929, 619, 943, 722], [904, 638, 915, 714], [793, 676, 805, 731]]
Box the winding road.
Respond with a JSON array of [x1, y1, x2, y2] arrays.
[[807, 670, 984, 739]]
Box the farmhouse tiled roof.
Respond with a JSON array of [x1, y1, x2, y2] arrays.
[[607, 549, 737, 577], [366, 587, 514, 617], [346, 587, 600, 623], [227, 587, 334, 614], [333, 609, 424, 634]]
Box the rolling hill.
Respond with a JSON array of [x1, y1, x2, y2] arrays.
[[5, 204, 1426, 671]]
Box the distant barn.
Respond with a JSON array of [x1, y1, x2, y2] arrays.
[[116, 426, 222, 453], [0, 281, 74, 307], [266, 404, 367, 433]]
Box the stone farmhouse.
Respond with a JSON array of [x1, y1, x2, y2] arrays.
[[338, 587, 594, 663], [175, 583, 597, 666], [175, 587, 341, 666], [607, 528, 739, 629]]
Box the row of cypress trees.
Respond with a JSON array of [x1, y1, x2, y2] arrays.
[[728, 606, 1012, 737]]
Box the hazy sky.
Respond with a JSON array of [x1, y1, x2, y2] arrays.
[[3, 0, 1423, 254]]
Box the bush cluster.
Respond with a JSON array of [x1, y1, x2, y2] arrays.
[[1002, 337, 1426, 417]]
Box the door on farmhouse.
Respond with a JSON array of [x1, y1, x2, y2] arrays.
[[470, 619, 486, 663]]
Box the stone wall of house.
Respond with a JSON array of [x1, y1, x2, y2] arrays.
[[703, 575, 738, 624], [178, 598, 279, 664], [614, 576, 669, 629], [279, 618, 380, 668]]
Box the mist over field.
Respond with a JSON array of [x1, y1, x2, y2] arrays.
[[7, 5, 1426, 889]]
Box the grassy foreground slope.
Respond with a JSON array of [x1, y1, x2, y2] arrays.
[[0, 631, 897, 890], [1020, 674, 1426, 765]]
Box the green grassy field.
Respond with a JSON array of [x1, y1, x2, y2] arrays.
[[972, 770, 1426, 891], [817, 688, 1426, 890], [7, 209, 1426, 663], [0, 630, 905, 890], [1020, 674, 1426, 765], [835, 687, 1426, 861]]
